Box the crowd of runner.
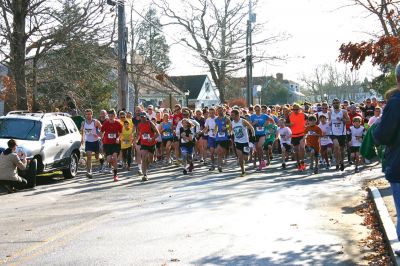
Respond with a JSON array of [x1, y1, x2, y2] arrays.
[[80, 97, 384, 182]]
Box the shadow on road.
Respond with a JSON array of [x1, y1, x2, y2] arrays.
[[194, 243, 357, 265]]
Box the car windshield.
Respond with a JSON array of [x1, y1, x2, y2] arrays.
[[0, 119, 42, 141]]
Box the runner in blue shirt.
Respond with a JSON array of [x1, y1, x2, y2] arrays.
[[250, 105, 270, 171]]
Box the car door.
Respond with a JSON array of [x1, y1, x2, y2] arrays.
[[41, 120, 59, 169], [52, 119, 70, 168]]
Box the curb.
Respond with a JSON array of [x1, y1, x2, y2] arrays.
[[369, 186, 400, 266]]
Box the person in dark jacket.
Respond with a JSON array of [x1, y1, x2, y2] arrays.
[[373, 62, 400, 246]]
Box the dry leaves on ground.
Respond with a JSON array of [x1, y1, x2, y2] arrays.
[[357, 198, 393, 265]]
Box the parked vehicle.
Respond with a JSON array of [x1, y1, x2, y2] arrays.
[[0, 111, 81, 187]]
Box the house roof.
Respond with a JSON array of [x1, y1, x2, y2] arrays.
[[169, 75, 208, 99]]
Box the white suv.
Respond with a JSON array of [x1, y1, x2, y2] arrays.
[[0, 111, 82, 187]]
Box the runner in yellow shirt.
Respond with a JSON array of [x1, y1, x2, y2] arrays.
[[120, 120, 134, 170]]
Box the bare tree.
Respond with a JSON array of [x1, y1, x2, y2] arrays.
[[154, 0, 286, 103], [127, 3, 173, 107], [302, 63, 362, 102], [349, 0, 400, 37], [0, 0, 113, 111]]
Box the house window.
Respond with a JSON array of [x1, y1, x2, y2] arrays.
[[206, 96, 210, 100], [205, 83, 210, 92]]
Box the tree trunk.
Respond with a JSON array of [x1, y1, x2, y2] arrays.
[[10, 0, 28, 110], [31, 56, 40, 112]]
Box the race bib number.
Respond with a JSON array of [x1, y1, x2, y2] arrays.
[[218, 132, 226, 138], [256, 126, 264, 132], [163, 131, 171, 137], [243, 146, 250, 153], [85, 129, 92, 134], [108, 133, 116, 139], [123, 140, 130, 144], [142, 133, 150, 140], [333, 123, 341, 128]]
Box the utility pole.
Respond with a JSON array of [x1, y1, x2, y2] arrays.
[[107, 0, 128, 110], [246, 0, 255, 107]]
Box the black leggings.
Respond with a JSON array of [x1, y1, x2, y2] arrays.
[[121, 148, 132, 167]]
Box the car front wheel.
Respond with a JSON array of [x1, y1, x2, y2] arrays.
[[63, 153, 78, 179]]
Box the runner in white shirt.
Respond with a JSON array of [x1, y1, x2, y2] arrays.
[[231, 109, 255, 177], [277, 118, 292, 169], [329, 99, 350, 171], [350, 116, 365, 173], [318, 113, 333, 169], [203, 107, 217, 170], [81, 109, 102, 178]]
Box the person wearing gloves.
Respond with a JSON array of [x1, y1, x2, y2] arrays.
[[0, 139, 28, 193]]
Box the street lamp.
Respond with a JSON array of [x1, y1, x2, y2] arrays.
[[184, 90, 190, 107], [256, 85, 262, 105], [323, 93, 328, 102]]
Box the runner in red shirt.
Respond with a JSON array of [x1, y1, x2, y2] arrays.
[[101, 109, 122, 182], [138, 112, 160, 181]]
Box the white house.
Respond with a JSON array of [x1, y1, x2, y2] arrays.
[[170, 75, 220, 109]]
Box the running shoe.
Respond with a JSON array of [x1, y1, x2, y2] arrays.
[[301, 163, 306, 171], [183, 169, 188, 175], [218, 167, 223, 173], [188, 162, 194, 172], [137, 169, 143, 176], [313, 167, 319, 174], [113, 175, 119, 182], [261, 160, 266, 167], [257, 165, 263, 171], [340, 163, 345, 172], [86, 171, 93, 179], [270, 155, 273, 160], [355, 167, 359, 173], [297, 164, 302, 171], [240, 171, 246, 177], [325, 164, 330, 170], [142, 175, 148, 181], [282, 163, 286, 169], [209, 166, 215, 171], [199, 159, 204, 163], [335, 165, 340, 171]]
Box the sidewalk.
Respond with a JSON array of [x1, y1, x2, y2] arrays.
[[368, 171, 400, 265]]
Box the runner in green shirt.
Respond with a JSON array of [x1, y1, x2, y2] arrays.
[[264, 118, 279, 165]]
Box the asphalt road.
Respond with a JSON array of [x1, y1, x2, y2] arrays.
[[0, 158, 377, 266]]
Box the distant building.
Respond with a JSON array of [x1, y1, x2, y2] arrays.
[[228, 73, 305, 104], [170, 75, 220, 109], [315, 87, 382, 103]]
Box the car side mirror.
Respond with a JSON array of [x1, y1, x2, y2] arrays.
[[45, 133, 56, 140]]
